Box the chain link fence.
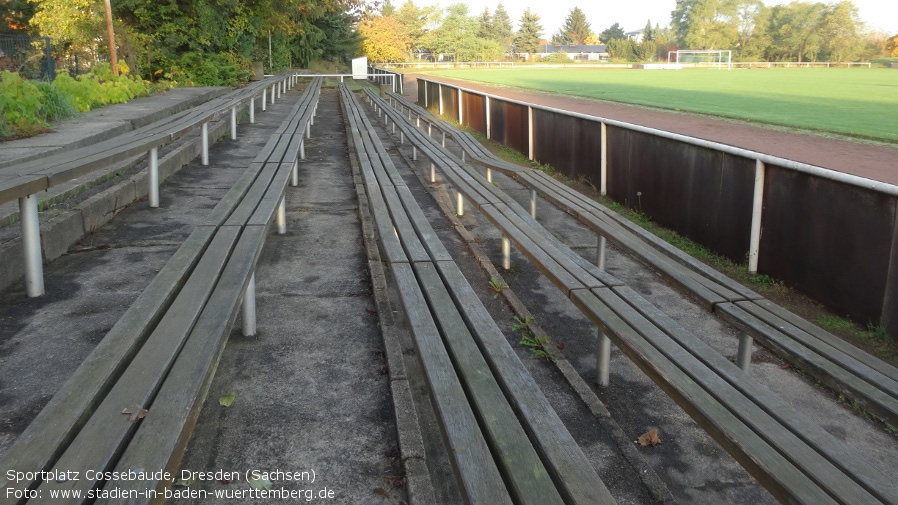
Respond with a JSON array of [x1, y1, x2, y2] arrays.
[[0, 34, 56, 80]]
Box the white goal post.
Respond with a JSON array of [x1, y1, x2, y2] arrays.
[[667, 50, 733, 70]]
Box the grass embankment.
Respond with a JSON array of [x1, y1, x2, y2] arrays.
[[424, 67, 898, 142]]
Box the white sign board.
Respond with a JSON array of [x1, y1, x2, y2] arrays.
[[352, 57, 368, 80]]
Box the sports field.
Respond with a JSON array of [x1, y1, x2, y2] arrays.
[[424, 68, 898, 142]]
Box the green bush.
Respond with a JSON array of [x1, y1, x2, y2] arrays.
[[538, 51, 572, 63], [165, 52, 251, 86], [54, 62, 151, 112], [0, 70, 48, 137]]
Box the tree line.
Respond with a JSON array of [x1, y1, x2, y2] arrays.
[[361, 0, 895, 63]]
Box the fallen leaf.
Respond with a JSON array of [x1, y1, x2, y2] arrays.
[[219, 392, 237, 407], [122, 404, 148, 423], [638, 429, 662, 447], [779, 363, 792, 370], [373, 487, 389, 496], [555, 342, 565, 350], [249, 476, 272, 490]]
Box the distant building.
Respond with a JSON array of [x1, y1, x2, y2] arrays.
[[537, 44, 610, 61], [625, 30, 644, 43]]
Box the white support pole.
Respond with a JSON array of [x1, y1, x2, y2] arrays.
[[438, 84, 444, 116], [424, 81, 428, 108], [430, 163, 436, 183], [458, 88, 463, 124], [442, 131, 446, 148], [242, 272, 257, 336], [250, 97, 256, 124], [487, 168, 492, 183], [400, 131, 404, 144], [306, 122, 311, 140], [201, 123, 209, 166], [737, 332, 753, 372], [19, 194, 44, 297], [300, 140, 305, 160], [262, 89, 267, 111], [277, 196, 287, 234], [528, 106, 534, 161], [600, 122, 608, 196], [597, 235, 606, 269], [271, 85, 276, 104], [277, 80, 282, 99], [502, 236, 511, 270], [392, 122, 396, 134], [148, 147, 159, 208], [597, 333, 611, 387], [428, 123, 432, 137], [291, 160, 299, 187], [530, 189, 537, 219], [230, 106, 237, 140], [456, 191, 464, 216], [413, 146, 417, 161], [486, 96, 491, 139], [416, 115, 420, 127], [748, 160, 766, 274]]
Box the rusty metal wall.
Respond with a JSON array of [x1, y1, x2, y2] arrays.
[[760, 166, 896, 326], [606, 126, 756, 262], [440, 85, 458, 121], [461, 91, 486, 136], [489, 99, 529, 155], [533, 109, 602, 184]]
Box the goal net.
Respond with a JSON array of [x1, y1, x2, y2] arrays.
[[668, 50, 733, 70]]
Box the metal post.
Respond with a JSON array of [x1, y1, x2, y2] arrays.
[[597, 235, 606, 269], [428, 123, 432, 136], [271, 85, 275, 104], [748, 160, 766, 274], [392, 122, 395, 134], [502, 237, 511, 270], [462, 151, 466, 162], [600, 122, 608, 195], [416, 115, 420, 127], [737, 332, 753, 372], [300, 140, 305, 160], [487, 168, 492, 183], [597, 333, 611, 387], [412, 147, 417, 161], [430, 163, 436, 183], [458, 88, 463, 124], [148, 147, 159, 208], [530, 189, 537, 219], [400, 131, 404, 144], [306, 122, 311, 140], [277, 196, 287, 234], [20, 194, 44, 297], [291, 160, 299, 187], [262, 89, 267, 111], [528, 106, 534, 161], [242, 272, 257, 336], [456, 191, 464, 216], [201, 123, 209, 166], [438, 84, 444, 116], [486, 96, 491, 139], [250, 97, 256, 124], [442, 131, 446, 148], [230, 107, 237, 140]]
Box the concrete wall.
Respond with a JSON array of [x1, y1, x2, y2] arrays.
[[418, 77, 898, 337]]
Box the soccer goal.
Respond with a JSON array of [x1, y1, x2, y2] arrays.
[[667, 50, 733, 70]]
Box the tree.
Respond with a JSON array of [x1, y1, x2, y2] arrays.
[[359, 15, 410, 61], [671, 0, 739, 49], [822, 1, 865, 62], [514, 8, 543, 55], [394, 0, 442, 53], [643, 19, 655, 42], [1, 0, 35, 33], [477, 7, 494, 40], [890, 34, 898, 57], [492, 4, 513, 46], [599, 23, 626, 42], [555, 7, 591, 45], [765, 2, 826, 61], [381, 0, 396, 16], [419, 4, 477, 59]]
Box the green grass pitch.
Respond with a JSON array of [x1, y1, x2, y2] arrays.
[[424, 68, 898, 143]]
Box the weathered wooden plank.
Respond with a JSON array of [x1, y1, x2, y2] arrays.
[[223, 164, 279, 227], [434, 260, 616, 505], [33, 227, 240, 503], [389, 262, 513, 505], [381, 186, 431, 263], [394, 186, 453, 262], [366, 185, 409, 265], [246, 163, 293, 228], [0, 175, 48, 204], [0, 227, 216, 503], [98, 226, 267, 505], [568, 289, 842, 505]]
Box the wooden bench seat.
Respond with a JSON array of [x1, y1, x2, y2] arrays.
[[343, 85, 615, 505], [367, 87, 898, 504], [385, 88, 898, 430], [0, 77, 321, 505]]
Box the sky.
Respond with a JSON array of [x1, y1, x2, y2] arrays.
[[401, 0, 898, 39]]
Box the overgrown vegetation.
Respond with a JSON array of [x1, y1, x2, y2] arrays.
[[0, 63, 152, 139]]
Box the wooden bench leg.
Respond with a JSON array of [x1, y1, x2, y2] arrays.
[[201, 123, 209, 166], [242, 272, 257, 337], [530, 189, 537, 219], [502, 236, 511, 270], [737, 332, 754, 372], [597, 235, 607, 269], [148, 147, 159, 208], [597, 331, 612, 387], [250, 97, 256, 124], [230, 106, 238, 140], [277, 196, 287, 235], [19, 194, 44, 297]]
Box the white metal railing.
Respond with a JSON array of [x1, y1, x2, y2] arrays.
[[416, 76, 898, 274]]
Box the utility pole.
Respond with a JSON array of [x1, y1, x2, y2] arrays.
[[103, 0, 119, 75]]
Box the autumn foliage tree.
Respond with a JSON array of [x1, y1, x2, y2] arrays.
[[359, 15, 410, 62]]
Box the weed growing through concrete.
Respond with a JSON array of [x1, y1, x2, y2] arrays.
[[488, 277, 507, 298]]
